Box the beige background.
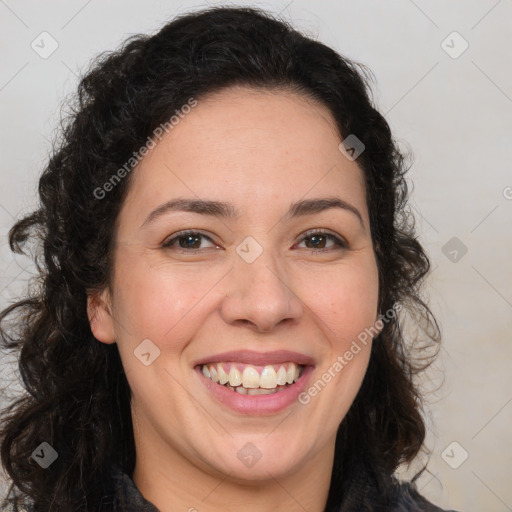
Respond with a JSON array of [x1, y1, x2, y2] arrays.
[[1, 1, 511, 511]]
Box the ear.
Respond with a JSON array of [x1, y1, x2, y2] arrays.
[[87, 288, 116, 344]]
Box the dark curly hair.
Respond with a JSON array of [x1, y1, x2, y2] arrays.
[[0, 5, 440, 511]]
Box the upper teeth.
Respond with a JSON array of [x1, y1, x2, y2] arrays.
[[201, 362, 302, 389]]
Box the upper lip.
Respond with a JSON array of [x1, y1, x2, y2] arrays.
[[193, 350, 315, 367]]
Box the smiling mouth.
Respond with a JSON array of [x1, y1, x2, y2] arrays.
[[199, 362, 305, 395]]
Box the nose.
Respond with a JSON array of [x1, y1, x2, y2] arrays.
[[220, 250, 304, 333]]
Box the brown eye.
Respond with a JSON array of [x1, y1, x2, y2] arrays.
[[178, 234, 202, 249], [304, 234, 328, 249], [296, 231, 346, 251], [162, 231, 217, 250]]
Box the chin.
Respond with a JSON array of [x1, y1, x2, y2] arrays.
[[201, 433, 315, 483]]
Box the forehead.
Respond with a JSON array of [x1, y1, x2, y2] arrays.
[[122, 85, 367, 220]]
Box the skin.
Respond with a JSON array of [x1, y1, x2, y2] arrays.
[[88, 85, 381, 512]]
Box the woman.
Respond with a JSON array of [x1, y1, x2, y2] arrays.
[[0, 6, 456, 511]]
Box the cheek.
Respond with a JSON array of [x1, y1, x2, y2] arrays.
[[112, 253, 221, 344], [299, 263, 377, 417], [300, 259, 379, 345]]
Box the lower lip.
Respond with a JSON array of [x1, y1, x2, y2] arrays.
[[196, 365, 314, 414]]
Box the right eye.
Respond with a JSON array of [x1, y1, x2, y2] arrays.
[[162, 231, 220, 251]]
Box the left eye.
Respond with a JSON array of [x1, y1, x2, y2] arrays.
[[296, 232, 345, 250], [162, 232, 218, 250]]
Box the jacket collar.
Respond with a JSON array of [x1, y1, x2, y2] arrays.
[[112, 467, 159, 511], [110, 463, 453, 512]]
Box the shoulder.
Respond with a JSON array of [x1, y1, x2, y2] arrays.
[[329, 461, 461, 512], [391, 480, 461, 512]]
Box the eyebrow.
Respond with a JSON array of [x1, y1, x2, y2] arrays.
[[141, 197, 363, 228]]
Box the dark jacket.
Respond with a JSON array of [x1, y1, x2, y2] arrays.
[[108, 466, 459, 512]]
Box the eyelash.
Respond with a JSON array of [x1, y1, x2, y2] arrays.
[[161, 229, 348, 253], [298, 229, 348, 252]]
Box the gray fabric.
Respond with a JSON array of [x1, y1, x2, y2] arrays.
[[111, 467, 459, 512], [111, 470, 159, 511]]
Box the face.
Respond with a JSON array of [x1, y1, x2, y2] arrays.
[[88, 86, 380, 483]]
